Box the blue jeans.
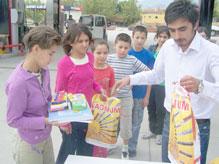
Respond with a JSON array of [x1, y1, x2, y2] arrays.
[[197, 119, 210, 164], [162, 111, 170, 163], [128, 99, 144, 153], [162, 112, 210, 164]]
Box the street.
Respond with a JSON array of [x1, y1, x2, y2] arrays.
[[0, 28, 219, 163]]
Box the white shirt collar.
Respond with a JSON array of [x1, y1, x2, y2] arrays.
[[170, 32, 202, 55]]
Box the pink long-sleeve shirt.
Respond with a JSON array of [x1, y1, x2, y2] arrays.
[[55, 52, 101, 105]]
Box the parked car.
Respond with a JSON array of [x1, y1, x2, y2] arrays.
[[79, 14, 108, 41], [211, 25, 219, 36]]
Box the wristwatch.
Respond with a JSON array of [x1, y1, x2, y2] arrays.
[[196, 80, 204, 94]]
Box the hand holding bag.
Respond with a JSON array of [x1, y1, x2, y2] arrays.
[[168, 84, 201, 164]]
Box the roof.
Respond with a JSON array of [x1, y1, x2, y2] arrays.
[[142, 9, 165, 14]]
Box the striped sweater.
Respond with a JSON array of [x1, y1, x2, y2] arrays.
[[107, 54, 149, 98]]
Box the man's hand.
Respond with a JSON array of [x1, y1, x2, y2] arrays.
[[180, 75, 200, 93], [111, 76, 130, 96]]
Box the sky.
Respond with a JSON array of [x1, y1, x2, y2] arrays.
[[137, 0, 174, 9], [138, 0, 201, 9]]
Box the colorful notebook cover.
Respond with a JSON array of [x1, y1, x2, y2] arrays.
[[48, 92, 93, 123]]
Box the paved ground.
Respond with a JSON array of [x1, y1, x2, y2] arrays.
[[0, 29, 219, 163]]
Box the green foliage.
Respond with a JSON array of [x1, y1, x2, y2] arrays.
[[117, 0, 141, 25], [80, 0, 141, 25], [61, 0, 80, 6], [25, 0, 45, 24], [214, 0, 219, 19], [24, 0, 141, 25], [80, 0, 117, 20]]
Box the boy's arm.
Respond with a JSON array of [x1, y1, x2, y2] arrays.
[[111, 83, 117, 97], [109, 67, 115, 96], [129, 47, 166, 86], [142, 85, 151, 108], [133, 57, 150, 73], [114, 48, 166, 92]]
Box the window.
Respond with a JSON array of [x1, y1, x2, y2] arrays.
[[0, 0, 9, 34], [79, 16, 93, 26], [95, 16, 105, 26]]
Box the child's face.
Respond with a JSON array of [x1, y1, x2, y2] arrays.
[[199, 32, 207, 39], [115, 41, 130, 58], [71, 32, 90, 55], [132, 31, 147, 50], [94, 44, 108, 65], [35, 45, 58, 68], [157, 32, 169, 46]]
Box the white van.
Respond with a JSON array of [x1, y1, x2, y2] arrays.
[[79, 14, 107, 41]]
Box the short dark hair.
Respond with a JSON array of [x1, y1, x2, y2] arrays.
[[62, 23, 92, 54], [133, 25, 148, 36], [155, 26, 170, 38], [115, 33, 131, 45], [165, 0, 199, 27], [197, 26, 208, 35]]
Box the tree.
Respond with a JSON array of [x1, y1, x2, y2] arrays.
[[214, 0, 219, 19], [80, 0, 141, 25], [80, 0, 117, 20], [25, 0, 45, 25], [117, 0, 141, 25], [61, 0, 80, 6]]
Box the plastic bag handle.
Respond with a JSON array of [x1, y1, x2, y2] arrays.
[[173, 83, 189, 97]]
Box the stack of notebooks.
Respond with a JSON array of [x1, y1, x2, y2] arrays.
[[48, 91, 93, 123]]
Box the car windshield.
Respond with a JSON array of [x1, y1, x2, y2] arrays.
[[79, 16, 93, 26]]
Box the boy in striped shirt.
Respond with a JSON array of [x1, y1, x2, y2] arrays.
[[107, 33, 149, 159]]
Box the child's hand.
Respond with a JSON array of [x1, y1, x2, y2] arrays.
[[45, 118, 72, 134], [59, 123, 72, 135], [142, 96, 149, 108], [100, 89, 107, 101], [45, 117, 59, 126]]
